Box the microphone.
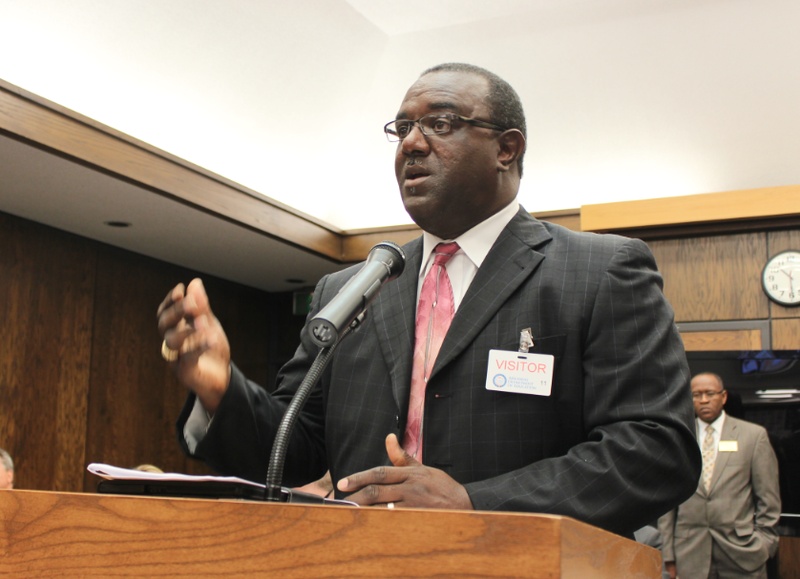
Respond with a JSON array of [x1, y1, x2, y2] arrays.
[[307, 241, 406, 347]]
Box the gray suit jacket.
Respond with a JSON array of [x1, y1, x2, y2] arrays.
[[178, 208, 701, 536], [658, 415, 781, 577]]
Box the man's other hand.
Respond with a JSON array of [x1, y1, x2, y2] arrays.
[[336, 434, 474, 510]]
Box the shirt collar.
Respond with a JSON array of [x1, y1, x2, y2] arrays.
[[419, 201, 520, 276], [697, 411, 726, 436]]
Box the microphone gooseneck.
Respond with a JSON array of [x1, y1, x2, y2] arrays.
[[264, 241, 406, 501]]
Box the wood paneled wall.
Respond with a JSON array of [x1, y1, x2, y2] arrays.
[[649, 233, 769, 322], [0, 211, 304, 493], [646, 229, 800, 349], [0, 212, 96, 492]]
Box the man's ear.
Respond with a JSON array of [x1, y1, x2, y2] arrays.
[[496, 129, 526, 173]]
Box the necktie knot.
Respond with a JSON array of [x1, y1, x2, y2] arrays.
[[432, 242, 460, 267]]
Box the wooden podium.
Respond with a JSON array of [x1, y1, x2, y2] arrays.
[[0, 490, 660, 578]]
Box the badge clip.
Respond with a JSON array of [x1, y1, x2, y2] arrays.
[[519, 328, 534, 353]]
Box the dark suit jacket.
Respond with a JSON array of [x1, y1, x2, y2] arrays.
[[658, 415, 781, 577], [178, 208, 701, 536]]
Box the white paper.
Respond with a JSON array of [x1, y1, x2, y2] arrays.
[[87, 463, 265, 488]]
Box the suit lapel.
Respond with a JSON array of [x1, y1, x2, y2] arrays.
[[708, 415, 737, 495], [432, 209, 552, 376], [370, 237, 423, 416]]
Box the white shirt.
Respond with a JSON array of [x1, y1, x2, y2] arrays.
[[185, 200, 521, 452], [697, 411, 726, 463], [417, 200, 520, 312]]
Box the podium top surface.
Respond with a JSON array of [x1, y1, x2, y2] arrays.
[[0, 489, 659, 579]]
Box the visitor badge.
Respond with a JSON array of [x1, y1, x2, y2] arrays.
[[719, 440, 738, 452], [486, 349, 554, 396]]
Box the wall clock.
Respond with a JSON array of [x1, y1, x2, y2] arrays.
[[762, 250, 800, 306]]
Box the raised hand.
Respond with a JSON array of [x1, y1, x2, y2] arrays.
[[157, 278, 231, 413]]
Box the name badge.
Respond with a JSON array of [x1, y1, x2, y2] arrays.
[[719, 440, 738, 452], [486, 350, 554, 396]]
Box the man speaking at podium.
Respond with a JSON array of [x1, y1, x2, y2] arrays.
[[158, 63, 700, 537]]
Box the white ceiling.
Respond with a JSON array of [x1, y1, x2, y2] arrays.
[[0, 0, 798, 291], [345, 0, 602, 35]]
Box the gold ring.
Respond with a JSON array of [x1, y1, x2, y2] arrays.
[[161, 340, 179, 362], [387, 502, 395, 509]]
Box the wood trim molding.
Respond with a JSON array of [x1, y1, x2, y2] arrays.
[[4, 77, 799, 265], [0, 80, 343, 260], [581, 186, 800, 234], [676, 320, 770, 351]]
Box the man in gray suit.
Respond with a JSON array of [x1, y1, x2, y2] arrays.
[[159, 63, 700, 536], [658, 373, 781, 578]]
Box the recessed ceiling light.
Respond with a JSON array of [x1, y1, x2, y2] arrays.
[[104, 221, 132, 228]]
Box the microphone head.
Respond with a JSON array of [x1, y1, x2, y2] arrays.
[[305, 241, 406, 348], [366, 241, 406, 280]]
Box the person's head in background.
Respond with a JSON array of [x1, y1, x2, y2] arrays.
[[0, 448, 14, 489], [133, 464, 164, 474], [691, 372, 727, 424]]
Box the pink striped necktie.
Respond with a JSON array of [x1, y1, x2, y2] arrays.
[[403, 242, 460, 463]]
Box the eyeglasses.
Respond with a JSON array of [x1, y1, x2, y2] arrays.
[[692, 390, 725, 400], [384, 112, 508, 142]]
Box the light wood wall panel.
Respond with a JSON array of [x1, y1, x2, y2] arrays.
[[767, 230, 800, 320], [772, 318, 800, 350], [679, 330, 762, 351], [648, 233, 769, 322], [0, 212, 96, 492]]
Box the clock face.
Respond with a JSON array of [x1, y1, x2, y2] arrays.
[[762, 250, 800, 306]]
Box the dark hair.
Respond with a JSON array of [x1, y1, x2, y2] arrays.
[[694, 372, 725, 390], [421, 63, 527, 176]]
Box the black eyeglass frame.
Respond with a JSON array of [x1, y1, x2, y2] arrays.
[[384, 112, 508, 142]]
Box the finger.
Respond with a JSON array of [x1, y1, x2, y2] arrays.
[[337, 464, 408, 494], [162, 323, 194, 355], [157, 294, 196, 336], [158, 288, 213, 339], [186, 278, 212, 316], [337, 479, 400, 507], [385, 433, 419, 467], [175, 317, 220, 360], [156, 283, 185, 319]]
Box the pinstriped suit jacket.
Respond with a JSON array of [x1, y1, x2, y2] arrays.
[[178, 207, 701, 536]]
